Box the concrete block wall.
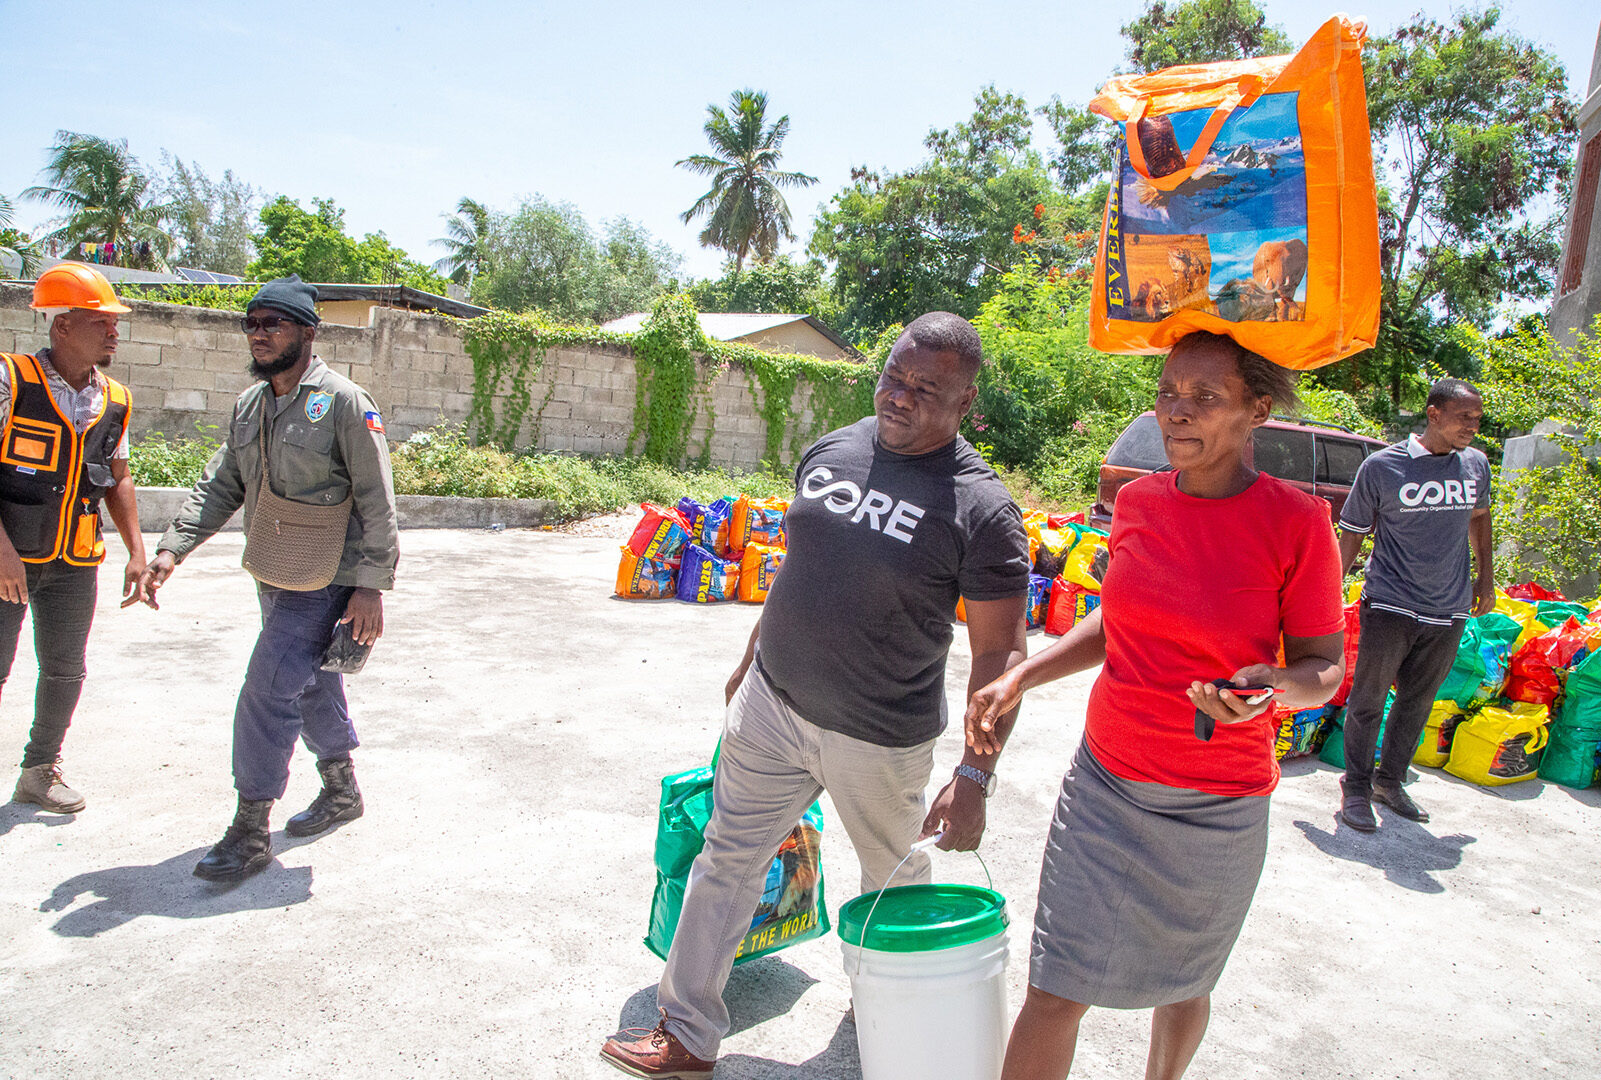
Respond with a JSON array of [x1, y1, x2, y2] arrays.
[[0, 284, 857, 470]]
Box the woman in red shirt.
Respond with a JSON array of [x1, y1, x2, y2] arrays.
[[967, 332, 1345, 1080]]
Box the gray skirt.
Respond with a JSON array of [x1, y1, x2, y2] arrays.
[[1029, 744, 1269, 1009]]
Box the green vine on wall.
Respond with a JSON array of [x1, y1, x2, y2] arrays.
[[460, 311, 626, 450], [709, 341, 876, 468], [631, 294, 716, 464]]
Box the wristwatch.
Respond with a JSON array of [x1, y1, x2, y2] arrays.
[[954, 763, 997, 798]]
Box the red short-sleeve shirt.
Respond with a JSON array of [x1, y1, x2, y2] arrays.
[[1085, 471, 1344, 797]]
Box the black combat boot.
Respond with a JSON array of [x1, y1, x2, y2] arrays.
[[285, 756, 364, 838], [193, 798, 274, 881]]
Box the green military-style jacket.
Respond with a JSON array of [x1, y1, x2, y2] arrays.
[[158, 357, 399, 590]]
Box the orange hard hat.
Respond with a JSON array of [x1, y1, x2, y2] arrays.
[[31, 262, 131, 314]]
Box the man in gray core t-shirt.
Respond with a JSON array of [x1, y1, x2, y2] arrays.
[[601, 313, 1030, 1078], [1335, 378, 1493, 833]]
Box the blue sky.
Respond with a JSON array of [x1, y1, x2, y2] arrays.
[[2, 1, 1595, 282]]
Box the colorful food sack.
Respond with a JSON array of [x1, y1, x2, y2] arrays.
[[675, 544, 740, 603], [1540, 651, 1601, 789], [1445, 701, 1549, 786], [729, 496, 787, 557], [1048, 512, 1086, 528], [1413, 700, 1471, 769], [1329, 599, 1362, 708], [1437, 613, 1523, 708], [1505, 618, 1591, 706], [647, 760, 829, 966], [615, 545, 676, 599], [1086, 15, 1379, 368], [1045, 579, 1101, 636], [738, 543, 784, 603], [1060, 532, 1109, 592], [1318, 693, 1395, 769], [1505, 581, 1566, 602], [1274, 705, 1333, 760], [628, 503, 692, 563], [1027, 574, 1053, 629]]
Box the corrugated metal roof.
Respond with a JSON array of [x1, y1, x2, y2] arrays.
[[600, 311, 860, 358]]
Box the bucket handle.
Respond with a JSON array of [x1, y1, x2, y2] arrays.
[[847, 830, 994, 978]]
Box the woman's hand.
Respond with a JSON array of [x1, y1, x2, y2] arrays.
[[965, 669, 1025, 755], [1187, 663, 1281, 727]]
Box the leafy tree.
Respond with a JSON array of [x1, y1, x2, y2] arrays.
[[1121, 0, 1293, 72], [810, 88, 1096, 340], [0, 193, 43, 277], [249, 196, 447, 291], [23, 131, 175, 269], [1474, 318, 1601, 592], [469, 198, 680, 322], [158, 154, 261, 276], [678, 89, 817, 270], [431, 197, 492, 286], [687, 255, 832, 316], [1357, 8, 1578, 406]]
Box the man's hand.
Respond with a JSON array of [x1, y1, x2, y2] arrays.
[[135, 551, 177, 610], [121, 555, 151, 608], [920, 775, 986, 851], [339, 587, 384, 645], [725, 659, 751, 705], [1473, 576, 1495, 616], [0, 546, 27, 605]]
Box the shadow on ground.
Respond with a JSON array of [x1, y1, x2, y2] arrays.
[[1293, 816, 1475, 893], [615, 958, 859, 1075], [39, 842, 313, 937], [0, 801, 78, 837]]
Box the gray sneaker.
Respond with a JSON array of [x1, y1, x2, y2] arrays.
[[14, 763, 86, 814]]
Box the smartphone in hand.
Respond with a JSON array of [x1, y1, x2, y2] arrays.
[[1194, 679, 1280, 741]]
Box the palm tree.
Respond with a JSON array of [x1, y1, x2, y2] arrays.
[[23, 131, 175, 270], [0, 193, 43, 278], [677, 90, 817, 271], [431, 197, 494, 286]]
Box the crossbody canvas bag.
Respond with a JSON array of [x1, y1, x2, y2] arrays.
[[241, 403, 353, 591]]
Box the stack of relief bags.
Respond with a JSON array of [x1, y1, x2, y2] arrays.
[[952, 509, 1109, 634], [615, 496, 788, 604], [1284, 581, 1601, 790]]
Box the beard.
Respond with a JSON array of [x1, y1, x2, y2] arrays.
[[249, 346, 303, 381]]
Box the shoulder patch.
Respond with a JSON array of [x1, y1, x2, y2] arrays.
[[364, 410, 385, 433]]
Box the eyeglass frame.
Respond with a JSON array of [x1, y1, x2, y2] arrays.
[[239, 315, 306, 335]]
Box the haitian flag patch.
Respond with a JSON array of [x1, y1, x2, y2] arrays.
[[364, 411, 385, 433]]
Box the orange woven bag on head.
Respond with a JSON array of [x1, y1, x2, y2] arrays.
[[1087, 15, 1380, 369]]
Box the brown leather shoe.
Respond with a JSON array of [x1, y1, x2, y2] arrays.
[[14, 763, 86, 814], [600, 1010, 714, 1078]]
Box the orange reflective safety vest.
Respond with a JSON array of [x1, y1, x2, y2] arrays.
[[0, 352, 131, 566]]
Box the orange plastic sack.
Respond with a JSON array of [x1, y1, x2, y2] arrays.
[[728, 496, 788, 557], [1045, 580, 1101, 636], [1087, 15, 1379, 368], [738, 543, 785, 602], [615, 546, 676, 599]]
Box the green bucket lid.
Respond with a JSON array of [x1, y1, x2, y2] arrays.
[[837, 884, 1009, 952]]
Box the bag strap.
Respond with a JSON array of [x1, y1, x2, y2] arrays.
[[1124, 75, 1266, 192]]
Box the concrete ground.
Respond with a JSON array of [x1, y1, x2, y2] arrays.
[[0, 525, 1596, 1080]]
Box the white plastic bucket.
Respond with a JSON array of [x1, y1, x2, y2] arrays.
[[837, 872, 1010, 1080]]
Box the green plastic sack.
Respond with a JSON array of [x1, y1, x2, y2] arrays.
[[1534, 600, 1590, 629], [1438, 613, 1523, 708], [1318, 696, 1393, 769], [1537, 723, 1601, 789], [1566, 650, 1601, 703], [646, 760, 830, 965]]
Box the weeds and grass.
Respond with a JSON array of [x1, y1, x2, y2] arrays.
[[127, 429, 222, 487]]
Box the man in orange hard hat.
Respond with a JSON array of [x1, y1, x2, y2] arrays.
[[2, 263, 152, 815]]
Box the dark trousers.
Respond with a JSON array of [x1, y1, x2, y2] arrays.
[[233, 583, 359, 801], [0, 561, 99, 769], [1342, 601, 1466, 797]]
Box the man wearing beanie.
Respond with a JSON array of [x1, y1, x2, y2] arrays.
[[139, 275, 399, 881]]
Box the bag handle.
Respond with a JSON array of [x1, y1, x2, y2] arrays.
[[1123, 75, 1266, 192]]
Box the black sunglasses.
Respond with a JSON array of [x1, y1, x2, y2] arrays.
[[239, 316, 300, 334]]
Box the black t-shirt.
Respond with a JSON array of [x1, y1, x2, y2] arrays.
[[756, 417, 1029, 747]]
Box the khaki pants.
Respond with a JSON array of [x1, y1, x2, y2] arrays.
[[657, 661, 936, 1059]]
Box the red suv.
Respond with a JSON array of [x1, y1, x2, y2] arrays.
[[1089, 413, 1387, 531]]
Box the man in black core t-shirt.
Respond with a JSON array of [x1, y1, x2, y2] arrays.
[[603, 313, 1031, 1078]]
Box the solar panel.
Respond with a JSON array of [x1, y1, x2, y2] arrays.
[[177, 267, 244, 284]]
